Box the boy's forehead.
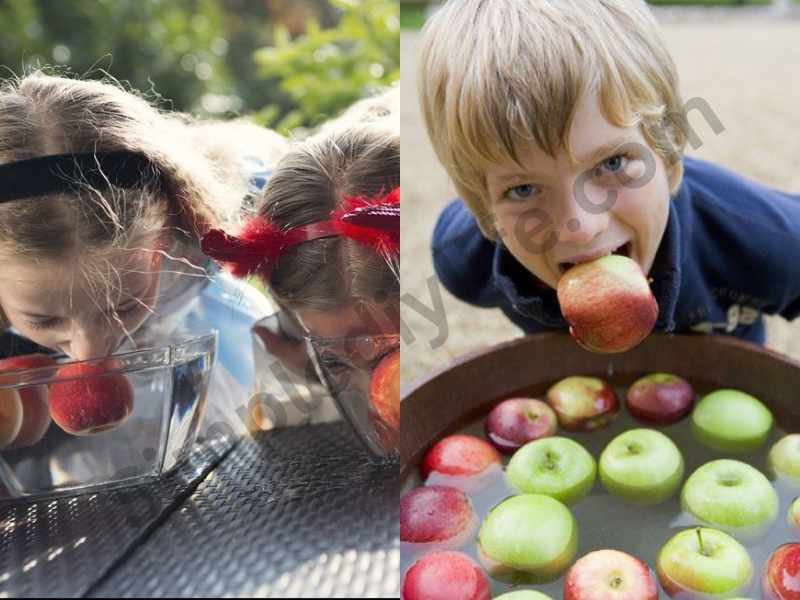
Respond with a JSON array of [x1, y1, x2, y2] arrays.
[[486, 93, 643, 180]]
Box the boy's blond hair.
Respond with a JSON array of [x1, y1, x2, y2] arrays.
[[419, 0, 688, 238]]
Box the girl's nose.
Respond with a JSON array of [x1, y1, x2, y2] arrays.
[[67, 322, 123, 361]]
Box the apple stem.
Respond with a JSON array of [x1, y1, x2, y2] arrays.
[[696, 528, 708, 556]]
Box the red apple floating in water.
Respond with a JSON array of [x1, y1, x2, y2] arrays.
[[557, 255, 658, 354], [485, 397, 558, 454], [563, 549, 658, 600], [546, 376, 619, 431], [626, 373, 695, 425], [0, 388, 23, 449], [763, 543, 800, 600], [370, 350, 399, 431], [400, 485, 476, 547], [0, 354, 56, 449], [48, 362, 134, 436], [421, 434, 502, 480], [402, 551, 491, 600]]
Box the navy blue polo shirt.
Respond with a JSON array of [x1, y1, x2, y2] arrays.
[[431, 156, 800, 344]]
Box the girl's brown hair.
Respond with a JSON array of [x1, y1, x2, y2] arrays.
[[258, 88, 399, 313], [0, 72, 287, 264]]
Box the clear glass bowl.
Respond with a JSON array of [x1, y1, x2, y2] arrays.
[[0, 331, 217, 502], [307, 333, 400, 457]]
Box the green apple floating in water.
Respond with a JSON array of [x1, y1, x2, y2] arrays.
[[556, 254, 658, 354], [768, 434, 800, 483], [478, 494, 578, 584], [599, 428, 684, 505], [789, 497, 800, 530], [506, 436, 596, 505], [691, 389, 773, 453], [681, 459, 778, 542], [494, 592, 554, 600], [657, 528, 753, 598]]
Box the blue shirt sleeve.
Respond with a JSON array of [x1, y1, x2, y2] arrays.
[[431, 200, 502, 308]]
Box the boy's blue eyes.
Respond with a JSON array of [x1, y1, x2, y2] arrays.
[[501, 154, 630, 201], [601, 155, 625, 173], [506, 184, 537, 200]]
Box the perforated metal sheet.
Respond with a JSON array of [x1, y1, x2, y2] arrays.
[[0, 436, 235, 598], [87, 422, 400, 598]]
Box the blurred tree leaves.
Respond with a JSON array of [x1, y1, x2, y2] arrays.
[[254, 0, 399, 133], [0, 0, 399, 129]]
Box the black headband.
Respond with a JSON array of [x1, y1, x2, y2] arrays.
[[0, 151, 163, 203]]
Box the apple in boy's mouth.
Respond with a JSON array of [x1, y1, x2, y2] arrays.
[[556, 249, 658, 354], [557, 241, 634, 275]]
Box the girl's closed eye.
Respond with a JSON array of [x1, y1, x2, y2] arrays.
[[320, 353, 352, 373], [27, 317, 63, 330], [115, 302, 140, 316], [503, 183, 540, 202]]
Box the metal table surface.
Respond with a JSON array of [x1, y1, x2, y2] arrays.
[[0, 422, 400, 598]]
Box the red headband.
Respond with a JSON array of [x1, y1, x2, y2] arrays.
[[201, 187, 399, 280]]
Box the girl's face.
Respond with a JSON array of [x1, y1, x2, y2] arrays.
[[0, 246, 163, 360], [296, 299, 400, 387], [295, 300, 399, 341]]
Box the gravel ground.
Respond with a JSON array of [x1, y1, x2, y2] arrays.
[[400, 20, 800, 387]]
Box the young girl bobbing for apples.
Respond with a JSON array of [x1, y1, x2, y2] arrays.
[[202, 88, 401, 454], [0, 72, 287, 454]]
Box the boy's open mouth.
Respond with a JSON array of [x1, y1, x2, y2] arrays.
[[558, 242, 632, 274]]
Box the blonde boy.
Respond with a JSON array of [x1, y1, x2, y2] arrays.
[[421, 0, 800, 342]]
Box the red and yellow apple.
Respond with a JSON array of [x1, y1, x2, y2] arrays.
[[0, 354, 56, 449], [557, 255, 658, 354], [0, 388, 23, 449], [48, 362, 134, 436], [370, 350, 399, 431], [546, 376, 619, 431], [564, 549, 658, 600]]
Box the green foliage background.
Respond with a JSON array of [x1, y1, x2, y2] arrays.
[[0, 0, 400, 132]]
